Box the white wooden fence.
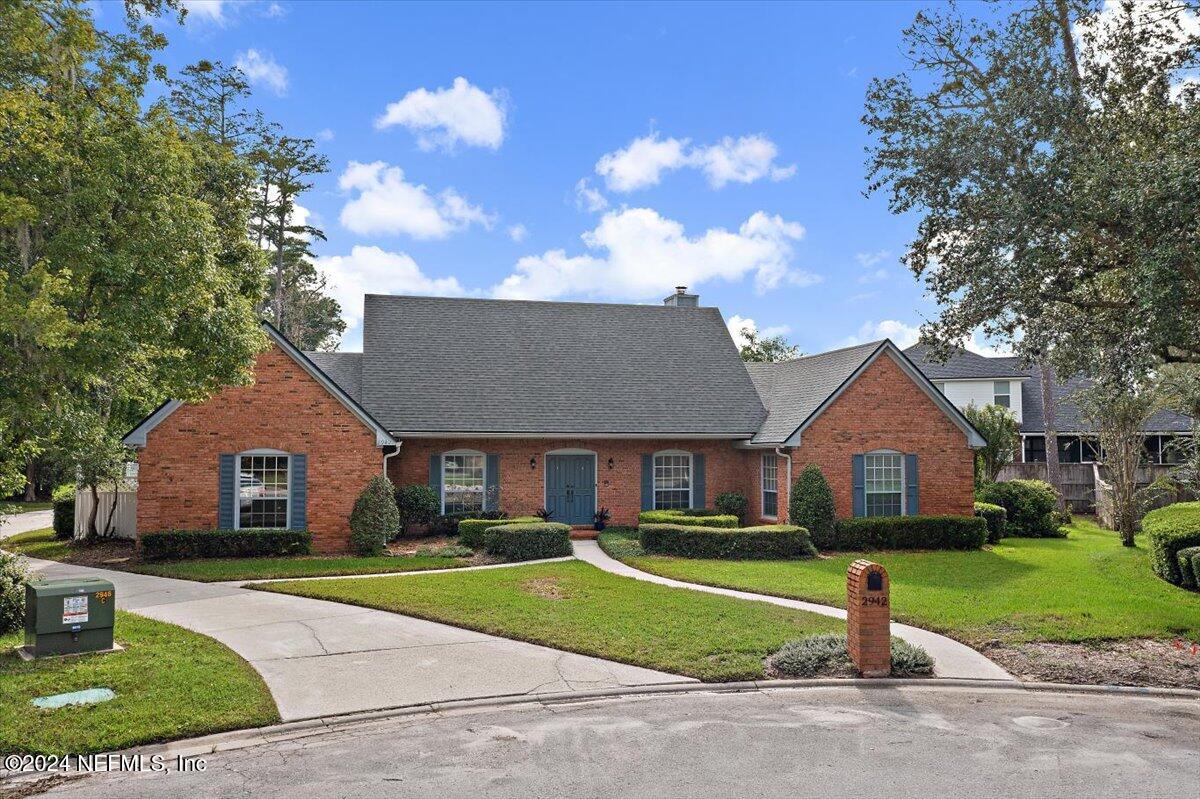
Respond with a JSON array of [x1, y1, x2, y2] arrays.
[[74, 489, 137, 540]]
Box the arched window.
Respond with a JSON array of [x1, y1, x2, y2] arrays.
[[442, 449, 486, 514], [863, 449, 904, 517], [237, 449, 290, 529], [652, 450, 692, 510]]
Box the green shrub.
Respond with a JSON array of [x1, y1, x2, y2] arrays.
[[767, 633, 933, 678], [639, 523, 818, 559], [140, 529, 312, 561], [790, 464, 836, 549], [822, 515, 987, 552], [714, 492, 749, 524], [482, 523, 572, 561], [1175, 545, 1200, 590], [973, 501, 1007, 544], [429, 510, 506, 536], [637, 509, 739, 528], [350, 475, 401, 556], [975, 479, 1062, 537], [1143, 502, 1200, 586], [394, 484, 440, 536], [52, 497, 75, 540], [0, 551, 31, 634], [458, 516, 540, 549]]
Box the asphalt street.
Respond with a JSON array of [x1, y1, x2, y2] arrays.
[[26, 685, 1200, 799]]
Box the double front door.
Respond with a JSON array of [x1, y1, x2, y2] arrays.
[[545, 454, 595, 526]]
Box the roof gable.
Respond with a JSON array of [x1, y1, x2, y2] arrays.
[[904, 343, 1026, 380]]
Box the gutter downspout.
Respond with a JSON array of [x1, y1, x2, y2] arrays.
[[383, 441, 402, 477], [775, 446, 791, 523]]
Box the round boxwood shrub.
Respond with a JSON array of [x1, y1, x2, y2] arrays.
[[1176, 545, 1200, 590], [0, 551, 31, 635], [394, 484, 440, 537], [1143, 502, 1200, 586], [768, 633, 934, 678], [975, 479, 1062, 537], [790, 464, 836, 550], [714, 491, 749, 525], [482, 522, 572, 561], [349, 475, 400, 556], [973, 501, 1007, 544]]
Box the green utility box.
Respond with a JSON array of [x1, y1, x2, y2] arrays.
[[24, 577, 116, 658]]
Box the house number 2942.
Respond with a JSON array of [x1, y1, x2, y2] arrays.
[[861, 596, 888, 607]]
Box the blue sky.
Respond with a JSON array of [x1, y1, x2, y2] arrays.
[[116, 0, 997, 354]]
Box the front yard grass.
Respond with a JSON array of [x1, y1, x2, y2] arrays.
[[0, 611, 278, 755], [255, 560, 842, 681], [599, 518, 1200, 646], [2, 528, 470, 582]]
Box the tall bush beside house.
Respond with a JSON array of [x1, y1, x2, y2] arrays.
[[789, 465, 836, 550], [1143, 502, 1200, 587], [714, 492, 749, 525], [350, 475, 400, 556], [394, 484, 440, 538], [962, 403, 1020, 485], [975, 479, 1062, 537], [0, 551, 31, 634]]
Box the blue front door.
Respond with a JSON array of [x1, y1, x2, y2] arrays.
[[545, 455, 595, 525]]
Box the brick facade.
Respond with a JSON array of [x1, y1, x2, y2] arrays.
[[789, 351, 975, 518], [135, 344, 383, 553]]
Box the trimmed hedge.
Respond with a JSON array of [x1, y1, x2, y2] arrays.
[[430, 511, 506, 537], [1144, 502, 1200, 586], [822, 515, 987, 552], [482, 523, 572, 561], [52, 498, 75, 540], [637, 509, 739, 529], [458, 516, 540, 549], [140, 529, 312, 561], [1176, 546, 1200, 590], [714, 492, 749, 524], [639, 523, 818, 559], [975, 479, 1062, 537], [974, 502, 1007, 544]]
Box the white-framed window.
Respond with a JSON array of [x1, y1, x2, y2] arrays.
[[761, 453, 778, 518], [443, 451, 486, 514], [864, 451, 903, 518], [653, 451, 692, 510], [993, 381, 1011, 408], [237, 452, 290, 529]]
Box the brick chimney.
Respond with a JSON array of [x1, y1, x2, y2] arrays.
[[662, 286, 699, 308]]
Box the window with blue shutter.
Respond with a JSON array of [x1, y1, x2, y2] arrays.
[[691, 453, 706, 510], [851, 454, 865, 518], [429, 454, 442, 511], [485, 453, 500, 511], [290, 454, 307, 530], [904, 453, 919, 516], [218, 454, 236, 529], [640, 455, 654, 511]]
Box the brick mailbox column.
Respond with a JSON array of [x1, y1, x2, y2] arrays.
[[846, 559, 890, 677]]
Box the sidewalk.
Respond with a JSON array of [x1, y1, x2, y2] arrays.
[[0, 509, 53, 540], [22, 557, 694, 721], [573, 540, 1013, 681]]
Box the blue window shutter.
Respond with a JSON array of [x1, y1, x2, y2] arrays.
[[289, 454, 308, 530], [429, 455, 442, 506], [485, 453, 500, 511], [218, 454, 236, 529], [851, 454, 865, 518], [641, 455, 654, 511], [905, 453, 919, 516], [692, 454, 706, 509]]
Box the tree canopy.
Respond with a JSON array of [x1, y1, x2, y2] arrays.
[[737, 326, 802, 363]]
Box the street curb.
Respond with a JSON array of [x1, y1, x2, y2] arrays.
[[5, 676, 1196, 787]]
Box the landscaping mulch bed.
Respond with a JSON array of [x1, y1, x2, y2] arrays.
[[30, 537, 136, 567], [983, 639, 1200, 689]]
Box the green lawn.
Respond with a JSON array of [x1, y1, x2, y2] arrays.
[[2, 528, 470, 582], [599, 519, 1200, 646], [0, 611, 278, 755], [256, 560, 842, 681], [0, 501, 52, 515]]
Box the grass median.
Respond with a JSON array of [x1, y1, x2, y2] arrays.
[[254, 559, 842, 682]]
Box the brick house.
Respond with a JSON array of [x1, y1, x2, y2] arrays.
[[123, 290, 985, 553]]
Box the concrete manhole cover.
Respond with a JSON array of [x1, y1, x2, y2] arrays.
[[1012, 715, 1070, 730]]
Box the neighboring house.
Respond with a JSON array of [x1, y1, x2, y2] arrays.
[[905, 344, 1193, 465], [122, 290, 985, 553]]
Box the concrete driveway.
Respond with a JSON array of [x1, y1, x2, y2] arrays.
[[23, 558, 693, 721], [0, 509, 53, 540]]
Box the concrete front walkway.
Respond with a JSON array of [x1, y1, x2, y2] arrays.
[[574, 540, 1013, 681], [23, 557, 694, 721]]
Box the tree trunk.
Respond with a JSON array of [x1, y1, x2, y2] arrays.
[[87, 482, 100, 541], [23, 459, 37, 502], [274, 228, 284, 328], [1040, 363, 1066, 512]]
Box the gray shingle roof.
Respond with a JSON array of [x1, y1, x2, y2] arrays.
[[356, 294, 767, 436], [302, 352, 362, 403], [904, 343, 1026, 379], [747, 341, 885, 444]]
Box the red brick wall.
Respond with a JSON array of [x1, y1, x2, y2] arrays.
[[389, 438, 762, 527], [789, 351, 975, 518], [135, 345, 383, 553]]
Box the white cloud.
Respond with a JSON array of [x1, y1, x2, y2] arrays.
[[594, 133, 796, 192], [857, 268, 889, 284], [492, 208, 816, 301], [317, 128, 335, 142], [963, 333, 1014, 358], [843, 320, 921, 349], [726, 315, 792, 349], [181, 0, 225, 23], [855, 249, 891, 268], [574, 178, 609, 212], [263, 2, 286, 18], [507, 224, 528, 243], [337, 161, 495, 240], [375, 77, 507, 152], [234, 49, 288, 95], [315, 246, 467, 331]]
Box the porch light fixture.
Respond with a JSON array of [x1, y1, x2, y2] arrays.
[[529, 456, 537, 470], [607, 457, 614, 470]]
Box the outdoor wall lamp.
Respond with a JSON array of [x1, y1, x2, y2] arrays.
[[607, 457, 614, 470], [529, 456, 537, 470]]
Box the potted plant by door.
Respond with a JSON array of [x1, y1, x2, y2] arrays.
[[593, 507, 611, 532]]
